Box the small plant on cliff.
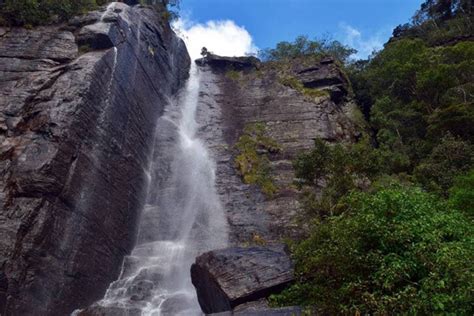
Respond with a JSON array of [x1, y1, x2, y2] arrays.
[[226, 70, 241, 81], [235, 123, 281, 198], [279, 76, 330, 100]]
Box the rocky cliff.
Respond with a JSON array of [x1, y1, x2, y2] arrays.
[[195, 55, 358, 245], [189, 55, 358, 313], [0, 3, 190, 315]]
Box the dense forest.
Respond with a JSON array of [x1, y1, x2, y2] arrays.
[[267, 0, 474, 314]]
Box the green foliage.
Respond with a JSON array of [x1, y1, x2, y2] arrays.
[[0, 0, 179, 26], [414, 134, 473, 195], [261, 35, 356, 64], [234, 123, 281, 197], [294, 138, 386, 218], [350, 39, 474, 179], [0, 0, 109, 26], [271, 188, 474, 315], [281, 3, 474, 314], [393, 0, 474, 45], [449, 169, 474, 218]]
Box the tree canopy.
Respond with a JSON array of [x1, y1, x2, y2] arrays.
[[260, 35, 356, 64]]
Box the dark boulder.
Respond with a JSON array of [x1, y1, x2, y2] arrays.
[[191, 245, 294, 314], [196, 53, 261, 71]]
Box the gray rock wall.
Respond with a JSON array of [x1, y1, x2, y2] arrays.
[[0, 3, 190, 315], [195, 57, 358, 244]]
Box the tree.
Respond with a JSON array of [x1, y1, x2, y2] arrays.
[[200, 47, 209, 57]]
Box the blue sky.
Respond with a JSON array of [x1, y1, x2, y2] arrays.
[[176, 0, 424, 60]]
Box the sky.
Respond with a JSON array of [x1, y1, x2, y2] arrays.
[[174, 0, 424, 60]]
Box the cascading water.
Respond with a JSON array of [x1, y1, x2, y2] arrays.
[[95, 63, 228, 315]]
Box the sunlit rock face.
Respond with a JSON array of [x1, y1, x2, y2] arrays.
[[0, 3, 190, 315], [195, 55, 359, 244]]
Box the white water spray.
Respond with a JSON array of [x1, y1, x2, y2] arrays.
[[95, 64, 228, 315]]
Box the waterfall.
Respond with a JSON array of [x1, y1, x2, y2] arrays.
[[94, 64, 228, 315]]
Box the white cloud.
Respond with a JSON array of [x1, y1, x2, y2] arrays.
[[173, 18, 258, 61], [339, 22, 387, 59]]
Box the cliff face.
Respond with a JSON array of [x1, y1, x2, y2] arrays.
[[195, 56, 358, 244], [0, 3, 190, 315]]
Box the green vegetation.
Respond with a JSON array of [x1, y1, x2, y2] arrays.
[[392, 0, 473, 45], [0, 0, 109, 26], [0, 0, 179, 26], [271, 188, 474, 315], [269, 0, 474, 313], [234, 123, 281, 197], [260, 35, 356, 64], [449, 169, 474, 219]]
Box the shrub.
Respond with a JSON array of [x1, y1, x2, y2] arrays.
[[293, 137, 386, 218], [414, 133, 473, 195], [271, 187, 474, 315]]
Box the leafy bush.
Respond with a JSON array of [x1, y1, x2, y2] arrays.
[[414, 133, 473, 195], [293, 137, 387, 218], [271, 188, 474, 315]]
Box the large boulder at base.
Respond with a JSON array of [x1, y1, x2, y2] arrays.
[[191, 245, 294, 314]]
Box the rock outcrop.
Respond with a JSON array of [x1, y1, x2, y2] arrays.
[[0, 2, 190, 315], [191, 245, 294, 314], [196, 53, 261, 71]]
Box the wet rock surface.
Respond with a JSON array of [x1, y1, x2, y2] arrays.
[[0, 3, 189, 315], [191, 245, 294, 314]]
